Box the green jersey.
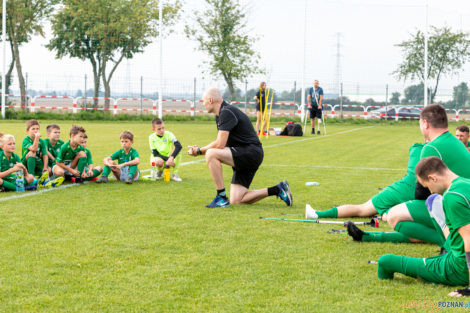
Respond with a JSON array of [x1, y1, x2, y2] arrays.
[[21, 136, 47, 160], [45, 138, 64, 167], [109, 147, 139, 164], [56, 141, 85, 165], [0, 150, 22, 181], [149, 131, 178, 157], [443, 177, 470, 274], [85, 148, 93, 165], [420, 132, 470, 178]]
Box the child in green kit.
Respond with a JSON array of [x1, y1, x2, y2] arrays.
[[80, 134, 102, 181], [53, 125, 88, 183], [96, 131, 140, 184], [45, 124, 64, 175], [148, 118, 182, 181], [21, 119, 49, 184]]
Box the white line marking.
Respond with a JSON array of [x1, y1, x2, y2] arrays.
[[262, 126, 374, 149], [0, 127, 371, 202], [261, 164, 405, 171]]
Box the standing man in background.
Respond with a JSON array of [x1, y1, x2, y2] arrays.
[[307, 80, 324, 135]]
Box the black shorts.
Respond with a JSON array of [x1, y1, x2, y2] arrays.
[[256, 103, 267, 112], [230, 145, 264, 188], [309, 106, 322, 119]]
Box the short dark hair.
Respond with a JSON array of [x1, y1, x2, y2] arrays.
[[420, 104, 448, 129], [415, 157, 448, 180], [456, 125, 469, 133], [120, 130, 134, 141], [46, 124, 60, 133], [26, 119, 40, 131], [83, 133, 88, 139], [152, 118, 163, 127], [70, 125, 86, 137]]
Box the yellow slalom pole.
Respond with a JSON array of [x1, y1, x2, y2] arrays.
[[264, 88, 270, 136], [266, 89, 274, 138], [259, 88, 264, 138]]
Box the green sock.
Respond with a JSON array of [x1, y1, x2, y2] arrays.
[[85, 169, 102, 181], [394, 221, 445, 246], [128, 165, 137, 178], [102, 166, 111, 177], [27, 157, 37, 175], [316, 207, 338, 218], [362, 231, 410, 243], [77, 157, 87, 174], [1, 180, 17, 191]]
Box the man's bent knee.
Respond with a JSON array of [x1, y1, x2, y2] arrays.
[[386, 204, 411, 228]]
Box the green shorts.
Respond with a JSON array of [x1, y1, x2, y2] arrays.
[[405, 200, 434, 228], [22, 157, 45, 176], [371, 181, 414, 215], [378, 252, 468, 286]]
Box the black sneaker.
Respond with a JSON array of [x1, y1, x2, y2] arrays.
[[74, 177, 84, 184], [317, 131, 321, 135], [346, 221, 364, 241], [311, 129, 315, 134], [96, 176, 108, 183]]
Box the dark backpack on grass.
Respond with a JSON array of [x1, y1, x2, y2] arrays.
[[280, 122, 303, 136]]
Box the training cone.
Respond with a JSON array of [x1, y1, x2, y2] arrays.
[[305, 204, 318, 219]]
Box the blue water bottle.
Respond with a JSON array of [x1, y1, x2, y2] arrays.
[[16, 170, 25, 192], [120, 166, 129, 181]]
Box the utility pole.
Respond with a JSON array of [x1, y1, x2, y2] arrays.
[[334, 33, 343, 99]]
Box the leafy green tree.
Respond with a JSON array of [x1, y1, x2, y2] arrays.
[[390, 92, 400, 104], [48, 0, 180, 108], [394, 26, 470, 103], [453, 82, 469, 109], [1, 0, 57, 106], [403, 83, 424, 105], [185, 0, 264, 101]]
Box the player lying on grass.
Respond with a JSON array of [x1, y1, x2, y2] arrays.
[[0, 135, 63, 191], [348, 105, 470, 246], [45, 124, 64, 176], [377, 157, 470, 297], [21, 119, 49, 183], [305, 142, 424, 220], [53, 125, 89, 183], [187, 87, 292, 208], [96, 131, 140, 184], [456, 125, 470, 151], [80, 134, 102, 181], [149, 118, 182, 181]]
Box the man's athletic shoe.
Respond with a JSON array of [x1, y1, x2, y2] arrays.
[[346, 221, 364, 241], [277, 180, 293, 206], [156, 171, 163, 180], [37, 171, 49, 189], [305, 204, 318, 219], [317, 131, 321, 135], [206, 195, 230, 208], [95, 176, 108, 183], [45, 176, 64, 188], [171, 174, 182, 182]]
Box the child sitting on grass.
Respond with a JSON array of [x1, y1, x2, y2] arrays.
[[79, 133, 102, 181], [45, 124, 64, 176], [96, 131, 140, 184], [21, 119, 49, 184]]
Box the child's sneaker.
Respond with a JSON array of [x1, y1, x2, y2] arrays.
[[95, 176, 108, 183], [171, 174, 182, 182], [37, 171, 49, 189], [45, 177, 65, 188]]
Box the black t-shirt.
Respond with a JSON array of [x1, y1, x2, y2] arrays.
[[255, 89, 266, 105], [216, 101, 262, 147]]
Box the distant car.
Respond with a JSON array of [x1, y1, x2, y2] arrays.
[[370, 106, 421, 120]]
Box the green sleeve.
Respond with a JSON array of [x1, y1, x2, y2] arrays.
[[420, 144, 441, 159], [444, 192, 470, 230], [22, 137, 31, 150], [132, 148, 140, 159], [110, 150, 121, 160], [55, 145, 66, 163], [40, 139, 47, 156]]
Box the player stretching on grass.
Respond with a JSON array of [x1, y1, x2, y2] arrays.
[[187, 88, 292, 208], [348, 105, 470, 246], [378, 157, 470, 296]]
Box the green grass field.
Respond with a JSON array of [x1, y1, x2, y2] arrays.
[[0, 119, 465, 312]]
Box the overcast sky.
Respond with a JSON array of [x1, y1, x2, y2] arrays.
[[8, 0, 470, 97]]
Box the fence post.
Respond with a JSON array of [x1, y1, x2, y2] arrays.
[[30, 96, 36, 113], [385, 84, 389, 107], [73, 97, 78, 114], [193, 77, 197, 116], [84, 74, 87, 98], [340, 82, 343, 119], [152, 100, 157, 116], [244, 80, 248, 113]]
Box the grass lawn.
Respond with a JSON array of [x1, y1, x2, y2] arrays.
[[0, 119, 465, 312]]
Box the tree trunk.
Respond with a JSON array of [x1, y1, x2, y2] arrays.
[[5, 41, 15, 94], [91, 63, 100, 108], [11, 39, 26, 109], [223, 73, 235, 102], [101, 56, 110, 110]]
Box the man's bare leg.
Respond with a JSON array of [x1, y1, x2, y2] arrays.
[[230, 184, 268, 204], [205, 147, 234, 190], [336, 200, 378, 217]]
